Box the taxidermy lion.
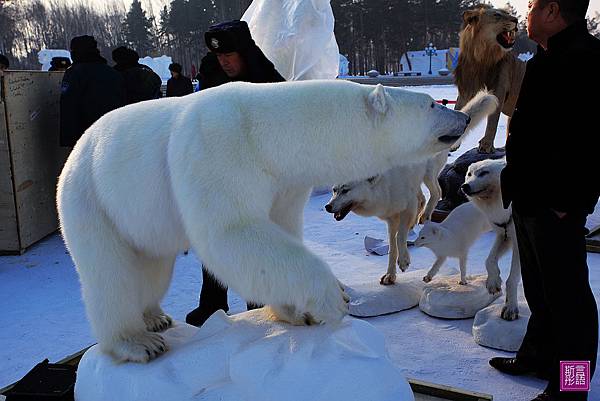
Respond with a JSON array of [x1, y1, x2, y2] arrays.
[[454, 6, 526, 153]]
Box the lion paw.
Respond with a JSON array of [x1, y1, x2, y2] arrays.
[[478, 139, 495, 154]]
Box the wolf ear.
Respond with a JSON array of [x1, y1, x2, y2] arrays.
[[368, 84, 388, 115], [462, 9, 480, 25]]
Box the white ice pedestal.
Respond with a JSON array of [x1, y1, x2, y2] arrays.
[[472, 302, 531, 352], [419, 274, 501, 319], [345, 269, 427, 317], [75, 309, 415, 401]]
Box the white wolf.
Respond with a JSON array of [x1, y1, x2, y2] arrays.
[[461, 158, 521, 320], [57, 79, 497, 362], [415, 201, 490, 285], [324, 164, 427, 285]]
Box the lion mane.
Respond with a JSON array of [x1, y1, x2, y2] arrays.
[[454, 5, 526, 153]]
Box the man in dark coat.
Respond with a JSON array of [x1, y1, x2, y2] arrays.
[[490, 1, 599, 400], [112, 46, 162, 104], [165, 63, 193, 97], [48, 56, 71, 71], [186, 20, 285, 328], [59, 35, 125, 147]]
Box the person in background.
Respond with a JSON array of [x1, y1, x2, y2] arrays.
[[490, 1, 599, 400], [166, 63, 193, 97], [59, 35, 124, 147], [185, 20, 285, 328], [112, 46, 162, 104], [0, 54, 9, 75], [48, 56, 72, 71]]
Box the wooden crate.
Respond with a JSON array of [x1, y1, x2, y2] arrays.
[[0, 71, 70, 254]]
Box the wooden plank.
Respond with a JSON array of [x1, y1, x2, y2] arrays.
[[0, 95, 20, 252], [3, 71, 70, 250], [408, 378, 493, 401]]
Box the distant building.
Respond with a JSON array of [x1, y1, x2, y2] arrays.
[[400, 48, 460, 75]]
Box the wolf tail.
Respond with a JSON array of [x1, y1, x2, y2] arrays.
[[460, 90, 499, 132]]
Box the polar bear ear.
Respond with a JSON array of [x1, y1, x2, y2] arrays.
[[368, 84, 388, 115]]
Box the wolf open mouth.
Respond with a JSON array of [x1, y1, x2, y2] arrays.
[[334, 204, 354, 221], [497, 29, 517, 49]]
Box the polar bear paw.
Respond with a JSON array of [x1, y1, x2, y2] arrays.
[[486, 275, 502, 295], [143, 310, 173, 333], [500, 304, 519, 321], [268, 280, 349, 326], [380, 273, 396, 285], [110, 331, 168, 363]]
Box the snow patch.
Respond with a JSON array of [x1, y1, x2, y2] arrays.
[[75, 309, 415, 401], [419, 274, 501, 319], [473, 301, 530, 352]]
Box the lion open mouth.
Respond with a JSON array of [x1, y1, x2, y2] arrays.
[[497, 29, 517, 49]]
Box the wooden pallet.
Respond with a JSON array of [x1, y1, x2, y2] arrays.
[[1, 346, 493, 400]]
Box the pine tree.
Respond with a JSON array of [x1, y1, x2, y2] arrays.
[[122, 0, 154, 56]]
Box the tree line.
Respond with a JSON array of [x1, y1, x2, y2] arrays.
[[1, 0, 599, 76]]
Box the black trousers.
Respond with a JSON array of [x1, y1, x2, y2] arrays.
[[198, 266, 261, 313], [513, 206, 598, 398]]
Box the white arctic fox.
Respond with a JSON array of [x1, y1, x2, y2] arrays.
[[57, 79, 498, 362], [415, 201, 490, 285]]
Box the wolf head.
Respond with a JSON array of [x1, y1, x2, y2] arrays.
[[461, 158, 506, 200], [324, 175, 381, 221]]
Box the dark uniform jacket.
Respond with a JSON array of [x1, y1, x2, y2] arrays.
[[501, 21, 600, 215], [115, 63, 162, 104], [166, 75, 193, 97], [60, 55, 125, 147], [196, 44, 285, 90]]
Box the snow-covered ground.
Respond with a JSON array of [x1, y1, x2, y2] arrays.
[[1, 85, 598, 400]]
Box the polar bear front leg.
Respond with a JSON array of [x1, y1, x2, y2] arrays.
[[196, 219, 349, 326]]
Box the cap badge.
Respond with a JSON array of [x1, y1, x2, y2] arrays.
[[211, 38, 219, 49]]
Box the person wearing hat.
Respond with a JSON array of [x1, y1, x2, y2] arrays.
[[112, 46, 162, 104], [0, 54, 9, 75], [48, 56, 72, 71], [59, 35, 125, 147], [185, 20, 285, 328], [166, 62, 193, 97]]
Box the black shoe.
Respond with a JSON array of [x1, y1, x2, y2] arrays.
[[185, 307, 219, 327], [489, 357, 549, 379], [531, 390, 554, 401]]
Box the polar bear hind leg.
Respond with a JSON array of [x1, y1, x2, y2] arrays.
[[60, 195, 173, 362]]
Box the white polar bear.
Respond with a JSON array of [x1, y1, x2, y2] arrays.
[[57, 80, 497, 362]]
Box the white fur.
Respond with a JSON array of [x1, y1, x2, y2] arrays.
[[415, 202, 490, 285], [462, 158, 521, 321], [57, 80, 487, 362], [325, 164, 426, 285]]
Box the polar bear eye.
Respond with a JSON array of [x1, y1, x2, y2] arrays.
[[340, 189, 349, 195], [478, 171, 489, 177], [430, 102, 435, 108], [467, 172, 472, 177]]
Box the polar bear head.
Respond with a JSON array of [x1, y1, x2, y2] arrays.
[[363, 84, 498, 163]]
